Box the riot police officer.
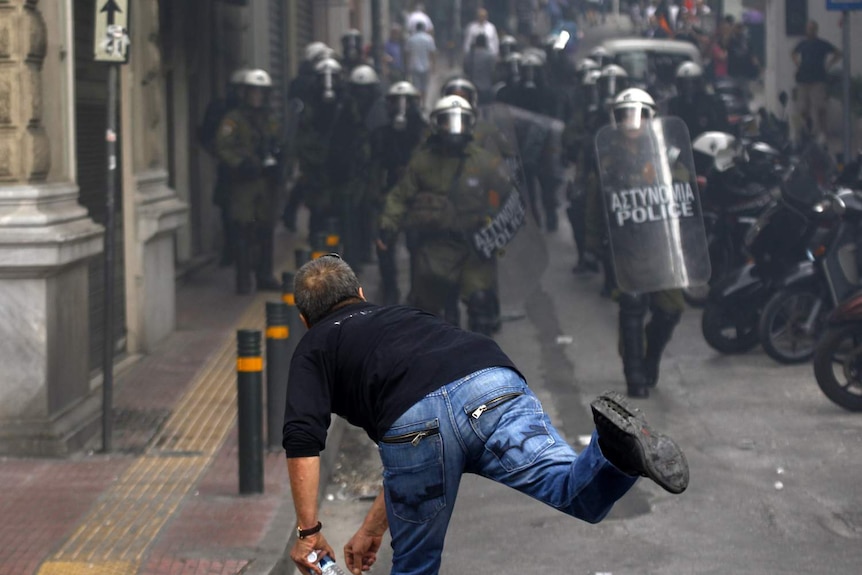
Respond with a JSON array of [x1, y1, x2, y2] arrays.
[[341, 29, 365, 72], [215, 69, 284, 294], [597, 64, 630, 111], [601, 89, 687, 398], [200, 68, 248, 267], [666, 61, 730, 139], [294, 57, 345, 243], [334, 64, 383, 268], [370, 81, 428, 304], [378, 95, 518, 335]]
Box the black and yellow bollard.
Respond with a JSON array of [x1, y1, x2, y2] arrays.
[[265, 302, 291, 451], [325, 217, 343, 254], [237, 329, 264, 494]]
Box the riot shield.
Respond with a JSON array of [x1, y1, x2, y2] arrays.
[[475, 103, 552, 316], [595, 116, 710, 293]]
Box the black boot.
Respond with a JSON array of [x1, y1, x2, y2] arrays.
[[644, 310, 682, 388], [591, 391, 689, 494], [234, 225, 253, 295], [254, 226, 281, 291], [619, 304, 649, 398], [377, 241, 400, 305]]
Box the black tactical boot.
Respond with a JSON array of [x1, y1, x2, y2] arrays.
[[644, 310, 682, 388], [235, 230, 253, 295], [619, 309, 649, 398], [591, 390, 689, 494], [254, 227, 281, 291]]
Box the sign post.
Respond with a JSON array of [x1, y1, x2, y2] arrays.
[[827, 1, 860, 163], [94, 0, 130, 454]]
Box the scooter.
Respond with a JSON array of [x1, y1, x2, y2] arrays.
[[757, 187, 862, 364], [700, 158, 828, 354], [812, 289, 862, 411]]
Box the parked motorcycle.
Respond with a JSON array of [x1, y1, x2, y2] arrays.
[[757, 187, 862, 364], [700, 158, 828, 354], [685, 132, 781, 307], [812, 289, 862, 411]]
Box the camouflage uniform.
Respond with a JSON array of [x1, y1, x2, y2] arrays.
[[215, 104, 284, 293], [379, 137, 516, 334]]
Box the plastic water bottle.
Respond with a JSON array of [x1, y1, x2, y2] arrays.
[[307, 551, 348, 575]]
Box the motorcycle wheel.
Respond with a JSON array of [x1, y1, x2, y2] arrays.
[[758, 287, 829, 365], [701, 301, 760, 354], [813, 325, 862, 412]]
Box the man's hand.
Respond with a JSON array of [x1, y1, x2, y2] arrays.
[[290, 532, 334, 575], [344, 527, 384, 574]]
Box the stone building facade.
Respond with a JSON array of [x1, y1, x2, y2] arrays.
[[0, 0, 386, 456]]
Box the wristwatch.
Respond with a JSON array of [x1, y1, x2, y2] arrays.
[[297, 521, 322, 539]]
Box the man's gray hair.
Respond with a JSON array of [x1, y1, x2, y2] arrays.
[[294, 255, 362, 326]]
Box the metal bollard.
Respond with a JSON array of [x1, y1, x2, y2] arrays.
[[237, 329, 264, 494], [265, 302, 291, 451], [324, 216, 343, 254], [295, 247, 311, 269]]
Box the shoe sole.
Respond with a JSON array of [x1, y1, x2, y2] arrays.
[[591, 391, 690, 494]]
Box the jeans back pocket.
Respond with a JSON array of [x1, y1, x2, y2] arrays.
[[465, 388, 554, 472], [379, 419, 446, 524]]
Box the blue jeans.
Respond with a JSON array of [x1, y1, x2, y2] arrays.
[[378, 367, 637, 575]]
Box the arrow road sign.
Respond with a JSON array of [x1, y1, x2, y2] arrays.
[[94, 0, 130, 63]]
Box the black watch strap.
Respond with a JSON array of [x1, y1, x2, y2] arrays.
[[297, 521, 322, 539]]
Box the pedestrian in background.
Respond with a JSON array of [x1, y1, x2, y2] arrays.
[[792, 19, 841, 144], [383, 24, 406, 82], [406, 1, 434, 36], [463, 8, 499, 56], [463, 33, 497, 105], [405, 21, 436, 106]]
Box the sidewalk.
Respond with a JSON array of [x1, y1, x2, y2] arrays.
[[0, 217, 365, 575]]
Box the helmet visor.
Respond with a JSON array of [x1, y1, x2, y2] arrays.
[[434, 110, 472, 136], [613, 104, 652, 131]]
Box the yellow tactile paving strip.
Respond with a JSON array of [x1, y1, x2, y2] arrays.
[[38, 294, 267, 575]]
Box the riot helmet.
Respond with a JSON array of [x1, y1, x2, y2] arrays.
[[611, 88, 656, 132], [441, 77, 478, 109], [500, 35, 518, 59], [349, 64, 379, 85], [598, 64, 629, 106], [341, 29, 363, 64], [582, 69, 602, 111], [348, 64, 380, 110], [675, 61, 704, 103], [304, 41, 334, 64], [430, 95, 475, 148], [387, 81, 421, 131], [589, 46, 610, 67], [576, 58, 599, 80], [521, 53, 544, 89], [314, 57, 343, 102], [242, 69, 272, 108], [504, 52, 523, 85]]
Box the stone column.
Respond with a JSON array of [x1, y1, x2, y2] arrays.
[[121, 0, 187, 354], [0, 0, 104, 455]]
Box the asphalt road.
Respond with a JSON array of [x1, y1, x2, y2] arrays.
[[292, 19, 862, 575]]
